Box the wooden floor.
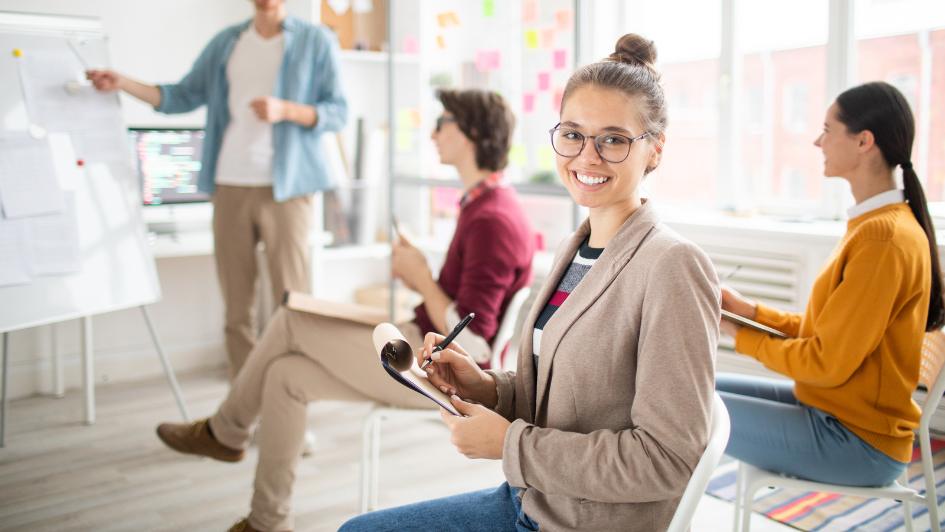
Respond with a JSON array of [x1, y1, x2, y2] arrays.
[[0, 369, 790, 531]]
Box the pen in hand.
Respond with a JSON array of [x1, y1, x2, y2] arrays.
[[420, 312, 475, 370]]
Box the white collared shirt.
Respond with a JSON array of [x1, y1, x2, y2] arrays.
[[847, 189, 905, 220]]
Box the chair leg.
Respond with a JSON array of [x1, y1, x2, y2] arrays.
[[732, 462, 744, 532], [369, 411, 384, 511], [919, 429, 941, 532], [740, 479, 758, 532], [359, 409, 380, 514]]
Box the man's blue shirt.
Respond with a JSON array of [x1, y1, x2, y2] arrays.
[[156, 16, 347, 201]]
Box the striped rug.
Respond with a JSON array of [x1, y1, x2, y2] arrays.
[[706, 439, 945, 531]]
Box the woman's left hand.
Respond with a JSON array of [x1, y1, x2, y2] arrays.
[[440, 395, 510, 459]]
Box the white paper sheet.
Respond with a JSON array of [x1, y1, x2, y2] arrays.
[[0, 218, 32, 287], [18, 49, 123, 133], [0, 133, 65, 219], [26, 192, 81, 276]]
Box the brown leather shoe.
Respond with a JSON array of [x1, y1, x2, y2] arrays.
[[227, 518, 260, 532], [155, 418, 244, 463]]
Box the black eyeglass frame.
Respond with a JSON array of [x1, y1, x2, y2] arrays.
[[548, 123, 650, 163]]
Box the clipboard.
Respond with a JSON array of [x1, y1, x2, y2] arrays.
[[721, 309, 788, 338]]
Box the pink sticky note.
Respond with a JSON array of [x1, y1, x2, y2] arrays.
[[555, 9, 573, 30], [553, 49, 567, 69], [538, 72, 550, 91], [523, 0, 538, 23], [541, 28, 555, 49], [403, 35, 419, 54], [475, 50, 501, 72], [552, 88, 564, 112], [523, 93, 535, 113]]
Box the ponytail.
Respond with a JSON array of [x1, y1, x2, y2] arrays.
[[902, 165, 944, 330]]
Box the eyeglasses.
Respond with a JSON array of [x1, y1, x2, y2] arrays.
[[549, 124, 650, 163], [435, 115, 457, 132]]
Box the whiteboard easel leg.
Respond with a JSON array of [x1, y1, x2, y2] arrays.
[[1, 331, 8, 447], [140, 306, 189, 421], [81, 316, 94, 425], [51, 324, 63, 398]]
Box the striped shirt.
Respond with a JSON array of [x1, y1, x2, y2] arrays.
[[532, 238, 603, 372]]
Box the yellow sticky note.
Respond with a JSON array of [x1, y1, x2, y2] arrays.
[[436, 35, 447, 49], [524, 30, 539, 50], [12, 48, 23, 58], [396, 129, 414, 152], [537, 146, 556, 169], [509, 144, 527, 166]]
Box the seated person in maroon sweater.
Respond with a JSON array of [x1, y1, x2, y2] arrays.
[[153, 89, 536, 532]]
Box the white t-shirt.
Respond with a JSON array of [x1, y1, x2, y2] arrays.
[[215, 25, 284, 186]]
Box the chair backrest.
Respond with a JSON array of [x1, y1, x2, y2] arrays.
[[919, 330, 945, 429], [489, 286, 532, 370], [666, 392, 732, 532]]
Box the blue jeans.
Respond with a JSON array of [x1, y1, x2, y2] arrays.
[[339, 482, 539, 532], [717, 373, 906, 487]]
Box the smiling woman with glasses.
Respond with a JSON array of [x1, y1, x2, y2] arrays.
[[341, 34, 719, 532]]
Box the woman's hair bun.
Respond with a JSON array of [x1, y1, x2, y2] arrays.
[[609, 33, 657, 67]]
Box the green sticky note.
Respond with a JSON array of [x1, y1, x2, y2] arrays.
[[524, 29, 539, 50], [483, 0, 494, 17], [509, 144, 527, 166], [537, 145, 555, 169]]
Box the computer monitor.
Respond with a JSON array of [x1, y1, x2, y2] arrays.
[[128, 127, 210, 206]]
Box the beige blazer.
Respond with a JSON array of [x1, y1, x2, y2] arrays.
[[490, 201, 719, 531]]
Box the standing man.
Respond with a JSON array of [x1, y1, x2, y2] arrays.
[[89, 0, 347, 376]]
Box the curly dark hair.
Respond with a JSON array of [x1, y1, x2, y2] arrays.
[[436, 89, 515, 172]]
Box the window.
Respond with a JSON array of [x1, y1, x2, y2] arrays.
[[599, 0, 723, 207], [855, 0, 945, 201]]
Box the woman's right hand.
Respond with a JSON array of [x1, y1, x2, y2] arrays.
[[86, 69, 123, 92], [721, 285, 758, 319], [417, 333, 498, 409]]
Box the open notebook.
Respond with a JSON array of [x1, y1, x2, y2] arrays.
[[372, 323, 461, 416]]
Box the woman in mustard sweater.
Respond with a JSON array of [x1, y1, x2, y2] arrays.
[[719, 81, 944, 486]]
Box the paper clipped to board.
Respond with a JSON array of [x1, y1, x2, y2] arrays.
[[372, 322, 461, 416]]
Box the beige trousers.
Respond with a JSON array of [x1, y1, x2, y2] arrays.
[[209, 307, 431, 531], [212, 186, 313, 376]]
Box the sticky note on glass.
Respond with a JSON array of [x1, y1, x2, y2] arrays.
[[436, 35, 447, 49], [523, 92, 535, 113], [523, 0, 538, 23], [509, 144, 527, 166], [537, 146, 556, 169], [474, 50, 501, 72], [552, 88, 564, 112], [403, 35, 419, 54], [555, 9, 573, 30], [397, 108, 421, 128], [396, 129, 414, 152], [524, 30, 539, 50], [541, 29, 555, 49], [553, 49, 567, 69], [483, 0, 494, 17], [538, 72, 550, 91], [437, 11, 460, 28]]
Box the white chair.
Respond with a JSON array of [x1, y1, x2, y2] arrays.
[[733, 330, 945, 532], [359, 286, 533, 513], [667, 392, 732, 532]]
